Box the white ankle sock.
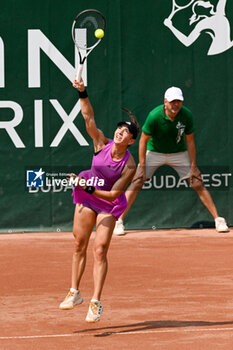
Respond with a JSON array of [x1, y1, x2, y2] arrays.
[[91, 299, 100, 303], [70, 288, 79, 294]]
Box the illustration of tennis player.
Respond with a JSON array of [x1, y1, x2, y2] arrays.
[[164, 0, 233, 55]]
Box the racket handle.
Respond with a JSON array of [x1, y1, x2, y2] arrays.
[[75, 64, 83, 82]]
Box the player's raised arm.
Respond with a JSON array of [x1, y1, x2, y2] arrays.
[[74, 79, 109, 149]]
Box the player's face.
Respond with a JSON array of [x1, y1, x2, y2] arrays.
[[114, 126, 134, 146], [164, 99, 183, 116]]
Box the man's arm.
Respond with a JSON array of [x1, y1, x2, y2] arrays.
[[186, 133, 202, 181], [185, 132, 196, 166], [130, 131, 151, 183], [139, 132, 151, 166]]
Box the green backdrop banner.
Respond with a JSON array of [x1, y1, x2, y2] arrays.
[[0, 0, 232, 232]]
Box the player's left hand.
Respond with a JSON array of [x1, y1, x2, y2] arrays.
[[66, 173, 78, 181], [77, 176, 88, 190]]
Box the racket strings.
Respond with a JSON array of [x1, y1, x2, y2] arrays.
[[73, 11, 105, 50]]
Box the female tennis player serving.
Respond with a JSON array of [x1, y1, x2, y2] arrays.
[[59, 79, 139, 322]]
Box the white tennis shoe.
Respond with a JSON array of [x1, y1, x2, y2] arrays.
[[59, 290, 83, 310], [113, 219, 125, 235], [215, 217, 229, 233], [85, 301, 103, 322]]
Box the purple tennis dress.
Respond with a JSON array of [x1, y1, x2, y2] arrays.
[[72, 140, 131, 219]]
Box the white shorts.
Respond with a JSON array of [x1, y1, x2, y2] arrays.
[[145, 150, 191, 180]]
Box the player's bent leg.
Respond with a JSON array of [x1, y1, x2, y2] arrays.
[[72, 205, 96, 286], [114, 176, 144, 236], [86, 212, 115, 322], [114, 151, 160, 236], [92, 213, 115, 298]]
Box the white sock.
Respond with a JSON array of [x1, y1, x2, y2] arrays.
[[91, 299, 100, 303], [117, 219, 123, 224], [70, 288, 79, 294]]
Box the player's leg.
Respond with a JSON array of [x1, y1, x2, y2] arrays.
[[92, 212, 115, 300], [113, 168, 144, 235], [114, 151, 164, 235], [85, 212, 115, 322], [122, 168, 145, 220], [59, 204, 96, 309], [71, 204, 97, 288]]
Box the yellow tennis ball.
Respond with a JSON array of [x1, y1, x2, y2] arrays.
[[95, 28, 104, 39]]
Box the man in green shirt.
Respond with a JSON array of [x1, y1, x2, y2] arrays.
[[114, 87, 228, 235]]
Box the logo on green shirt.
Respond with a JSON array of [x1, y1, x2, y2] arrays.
[[176, 121, 185, 143]]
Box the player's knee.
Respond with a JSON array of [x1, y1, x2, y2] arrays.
[[93, 244, 107, 263], [74, 237, 87, 255]]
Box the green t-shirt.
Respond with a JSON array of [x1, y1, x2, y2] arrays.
[[142, 105, 194, 153]]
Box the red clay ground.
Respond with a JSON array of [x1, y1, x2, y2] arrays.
[[0, 228, 233, 350]]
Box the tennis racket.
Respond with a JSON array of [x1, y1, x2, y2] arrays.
[[71, 9, 106, 83], [167, 0, 195, 20]]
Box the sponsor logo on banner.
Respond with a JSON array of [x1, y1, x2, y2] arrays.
[[164, 0, 233, 55], [26, 168, 45, 187], [142, 167, 232, 190], [26, 167, 105, 192]]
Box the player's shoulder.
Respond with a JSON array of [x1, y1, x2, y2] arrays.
[[126, 153, 136, 168], [122, 153, 136, 177]]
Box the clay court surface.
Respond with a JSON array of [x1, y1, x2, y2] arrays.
[[0, 228, 233, 350]]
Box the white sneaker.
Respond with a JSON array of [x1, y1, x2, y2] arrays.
[[215, 217, 229, 233], [59, 290, 83, 310], [113, 219, 125, 235], [85, 301, 103, 323]]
